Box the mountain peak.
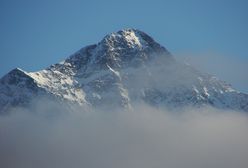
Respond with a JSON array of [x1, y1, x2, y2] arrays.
[[100, 28, 166, 51], [101, 28, 147, 49], [1, 29, 248, 112], [79, 28, 172, 69], [64, 29, 173, 72], [1, 68, 28, 83]]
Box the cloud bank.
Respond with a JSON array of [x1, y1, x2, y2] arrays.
[[0, 102, 248, 168]]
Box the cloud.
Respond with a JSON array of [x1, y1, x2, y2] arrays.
[[0, 102, 248, 168], [177, 52, 248, 93], [0, 52, 247, 168]]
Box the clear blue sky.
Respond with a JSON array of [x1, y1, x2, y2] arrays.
[[0, 0, 247, 91]]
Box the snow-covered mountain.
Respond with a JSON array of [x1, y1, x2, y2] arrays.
[[1, 28, 248, 112]]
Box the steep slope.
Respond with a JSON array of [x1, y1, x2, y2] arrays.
[[0, 68, 47, 111], [0, 28, 247, 112]]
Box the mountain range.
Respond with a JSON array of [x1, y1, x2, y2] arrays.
[[1, 28, 247, 112]]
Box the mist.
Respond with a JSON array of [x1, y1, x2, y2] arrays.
[[177, 53, 248, 93], [1, 54, 248, 168], [0, 101, 248, 168]]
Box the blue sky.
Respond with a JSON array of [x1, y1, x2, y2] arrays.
[[0, 0, 247, 91]]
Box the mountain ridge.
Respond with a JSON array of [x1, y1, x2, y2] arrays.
[[1, 28, 248, 112]]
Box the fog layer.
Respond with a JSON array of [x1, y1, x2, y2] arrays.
[[0, 103, 248, 168]]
